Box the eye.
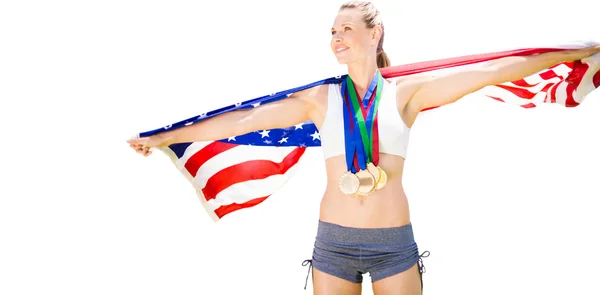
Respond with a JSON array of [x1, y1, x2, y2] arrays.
[[344, 27, 351, 31], [331, 30, 336, 35]]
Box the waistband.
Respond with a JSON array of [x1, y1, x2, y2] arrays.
[[316, 220, 415, 246]]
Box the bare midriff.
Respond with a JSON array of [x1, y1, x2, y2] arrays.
[[319, 153, 411, 229]]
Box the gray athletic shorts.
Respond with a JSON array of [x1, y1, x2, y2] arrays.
[[302, 221, 429, 289]]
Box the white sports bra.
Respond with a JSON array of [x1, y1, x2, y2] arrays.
[[319, 79, 410, 160]]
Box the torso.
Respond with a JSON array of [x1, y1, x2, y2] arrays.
[[306, 78, 415, 228]]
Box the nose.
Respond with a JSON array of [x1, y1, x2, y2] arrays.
[[332, 33, 342, 43]]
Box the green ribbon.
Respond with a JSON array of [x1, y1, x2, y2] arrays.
[[345, 72, 384, 163]]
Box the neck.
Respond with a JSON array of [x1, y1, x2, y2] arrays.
[[346, 57, 379, 98]]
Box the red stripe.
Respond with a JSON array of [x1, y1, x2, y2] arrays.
[[565, 61, 588, 86], [593, 70, 600, 88], [564, 82, 579, 107], [520, 102, 537, 108], [381, 48, 565, 78], [214, 196, 269, 219], [487, 95, 505, 103], [511, 78, 538, 88], [495, 84, 537, 99], [539, 69, 560, 80], [201, 147, 306, 201], [184, 141, 238, 177], [541, 83, 554, 92], [559, 61, 588, 107]]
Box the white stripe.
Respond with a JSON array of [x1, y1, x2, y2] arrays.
[[552, 80, 570, 106], [504, 77, 560, 94], [574, 52, 600, 103], [480, 85, 541, 105], [176, 141, 214, 169], [204, 163, 300, 211], [190, 145, 298, 189], [550, 63, 574, 79], [508, 70, 554, 87]]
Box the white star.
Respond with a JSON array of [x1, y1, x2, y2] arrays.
[[163, 124, 172, 130], [185, 121, 194, 126], [259, 130, 270, 138], [200, 113, 207, 118], [311, 131, 320, 141], [264, 140, 272, 144], [278, 137, 288, 144], [299, 143, 306, 147], [227, 136, 236, 141], [287, 93, 293, 97], [294, 123, 304, 130], [252, 102, 261, 107], [235, 102, 242, 107]]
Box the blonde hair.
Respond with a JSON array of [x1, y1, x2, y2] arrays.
[[339, 1, 390, 68]]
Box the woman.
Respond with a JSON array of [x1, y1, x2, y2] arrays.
[[127, 1, 599, 294]]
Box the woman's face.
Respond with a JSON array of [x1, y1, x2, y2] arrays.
[[330, 9, 379, 65]]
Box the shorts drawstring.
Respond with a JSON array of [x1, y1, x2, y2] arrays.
[[417, 250, 430, 274], [302, 259, 313, 290], [417, 250, 430, 291]]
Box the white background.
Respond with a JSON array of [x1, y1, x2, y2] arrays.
[[1, 0, 599, 294]]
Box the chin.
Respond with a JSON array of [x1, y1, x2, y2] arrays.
[[333, 54, 350, 65]]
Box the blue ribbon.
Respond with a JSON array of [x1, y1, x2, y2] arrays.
[[341, 73, 379, 173]]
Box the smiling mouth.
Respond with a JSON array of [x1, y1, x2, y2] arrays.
[[336, 47, 349, 53]]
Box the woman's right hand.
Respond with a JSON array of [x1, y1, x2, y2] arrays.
[[127, 134, 170, 157]]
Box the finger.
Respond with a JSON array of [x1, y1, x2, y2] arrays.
[[127, 136, 148, 145], [131, 145, 142, 152], [127, 138, 142, 145]]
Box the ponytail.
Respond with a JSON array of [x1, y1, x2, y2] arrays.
[[377, 49, 390, 68]]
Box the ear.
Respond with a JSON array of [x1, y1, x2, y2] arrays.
[[372, 25, 383, 43]]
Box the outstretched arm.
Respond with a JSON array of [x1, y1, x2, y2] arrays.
[[127, 86, 323, 156], [405, 46, 600, 114]]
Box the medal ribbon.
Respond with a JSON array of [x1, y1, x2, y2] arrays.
[[342, 71, 384, 172], [341, 79, 363, 173], [347, 72, 383, 167]]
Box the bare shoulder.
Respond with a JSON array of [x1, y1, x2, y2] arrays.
[[289, 83, 329, 106], [392, 74, 435, 127]]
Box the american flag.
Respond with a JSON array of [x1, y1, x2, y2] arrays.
[[137, 42, 600, 221]]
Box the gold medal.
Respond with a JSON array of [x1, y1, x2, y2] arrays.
[[366, 162, 380, 193], [355, 169, 375, 195], [375, 165, 387, 190], [367, 163, 380, 182], [339, 72, 386, 197], [339, 171, 360, 195]]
